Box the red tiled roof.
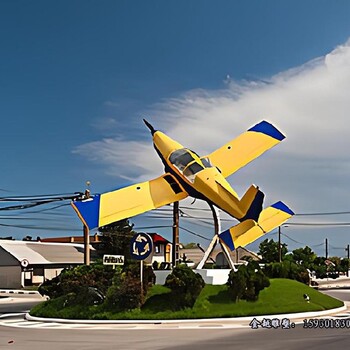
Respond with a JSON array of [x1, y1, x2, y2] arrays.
[[148, 233, 169, 243]]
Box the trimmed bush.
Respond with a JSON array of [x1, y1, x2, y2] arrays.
[[38, 264, 115, 299], [164, 264, 205, 310], [105, 271, 144, 311], [227, 263, 270, 302], [264, 261, 310, 284]]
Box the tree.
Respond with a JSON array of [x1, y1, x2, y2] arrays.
[[258, 239, 288, 263], [98, 219, 136, 259], [291, 246, 317, 267], [182, 242, 198, 249], [105, 268, 144, 312], [340, 258, 350, 274], [165, 265, 205, 310], [227, 262, 270, 302]]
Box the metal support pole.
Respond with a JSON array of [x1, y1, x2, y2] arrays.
[[278, 226, 282, 263], [83, 225, 90, 265], [197, 203, 235, 270], [172, 201, 179, 268], [140, 260, 143, 294], [83, 185, 91, 266], [346, 244, 349, 277]]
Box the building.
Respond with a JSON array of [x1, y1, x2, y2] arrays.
[[179, 245, 261, 267], [41, 234, 102, 247], [42, 232, 172, 265], [0, 240, 92, 289], [148, 233, 171, 264]]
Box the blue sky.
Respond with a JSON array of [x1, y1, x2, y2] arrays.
[[2, 1, 350, 256]]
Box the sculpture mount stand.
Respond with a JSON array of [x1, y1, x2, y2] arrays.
[[196, 203, 236, 270]]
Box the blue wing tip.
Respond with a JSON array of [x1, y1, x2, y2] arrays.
[[271, 201, 294, 216], [73, 194, 101, 230], [219, 229, 235, 251], [248, 120, 285, 141]]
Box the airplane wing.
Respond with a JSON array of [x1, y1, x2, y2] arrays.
[[219, 201, 294, 251], [206, 120, 285, 178], [72, 173, 188, 230]]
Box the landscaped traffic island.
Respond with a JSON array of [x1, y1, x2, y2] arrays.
[[30, 279, 343, 320]]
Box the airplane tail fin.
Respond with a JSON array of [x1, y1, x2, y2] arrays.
[[219, 201, 294, 251], [239, 185, 265, 221]]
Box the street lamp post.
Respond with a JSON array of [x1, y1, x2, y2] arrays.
[[278, 226, 281, 263], [278, 225, 288, 263]]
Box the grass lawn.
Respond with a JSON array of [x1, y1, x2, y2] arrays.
[[30, 279, 343, 320]]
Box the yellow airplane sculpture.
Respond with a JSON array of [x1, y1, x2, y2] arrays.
[[72, 119, 294, 252]]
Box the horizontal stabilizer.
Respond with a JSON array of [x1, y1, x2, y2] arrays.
[[258, 201, 294, 233], [219, 201, 294, 251], [219, 220, 262, 251]]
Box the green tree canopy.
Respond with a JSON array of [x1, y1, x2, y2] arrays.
[[291, 246, 316, 266], [258, 238, 288, 263], [98, 219, 136, 259]]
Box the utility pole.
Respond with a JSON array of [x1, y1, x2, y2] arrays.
[[278, 226, 282, 263], [83, 225, 90, 265], [325, 238, 328, 259], [346, 244, 349, 277], [83, 182, 91, 266], [172, 201, 179, 268]]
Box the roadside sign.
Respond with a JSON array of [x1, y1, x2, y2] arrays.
[[130, 232, 153, 261], [103, 255, 124, 266]]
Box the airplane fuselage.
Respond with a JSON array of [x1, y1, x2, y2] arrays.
[[151, 129, 249, 220]]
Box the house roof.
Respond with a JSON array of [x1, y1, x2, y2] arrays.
[[179, 246, 261, 265], [148, 233, 169, 244], [0, 240, 89, 265], [41, 234, 101, 244]]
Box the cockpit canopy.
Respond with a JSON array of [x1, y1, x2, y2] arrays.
[[169, 148, 212, 182]]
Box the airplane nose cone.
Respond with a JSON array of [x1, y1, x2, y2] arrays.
[[143, 119, 156, 135]]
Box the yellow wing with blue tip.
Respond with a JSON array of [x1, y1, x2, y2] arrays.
[[219, 201, 294, 251], [72, 173, 188, 230], [207, 120, 285, 178]]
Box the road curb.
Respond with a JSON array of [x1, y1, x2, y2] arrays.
[[25, 304, 347, 325], [0, 290, 39, 295]]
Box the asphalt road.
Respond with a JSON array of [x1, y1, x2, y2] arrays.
[[1, 290, 350, 350], [0, 294, 44, 314], [1, 323, 350, 350], [0, 300, 41, 314], [323, 289, 350, 301]]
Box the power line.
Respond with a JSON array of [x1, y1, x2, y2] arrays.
[[287, 222, 350, 226], [295, 211, 350, 216], [0, 193, 81, 201], [281, 232, 305, 245], [178, 226, 211, 241]]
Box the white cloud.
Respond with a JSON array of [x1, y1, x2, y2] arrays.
[[74, 39, 350, 248]]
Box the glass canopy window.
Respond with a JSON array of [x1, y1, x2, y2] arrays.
[[169, 148, 210, 182], [169, 149, 195, 171]]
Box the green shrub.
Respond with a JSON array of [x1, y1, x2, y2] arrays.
[[38, 263, 115, 299], [227, 263, 270, 302], [123, 261, 155, 294], [105, 271, 144, 311], [264, 261, 310, 284], [164, 264, 205, 310], [38, 275, 63, 299]]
